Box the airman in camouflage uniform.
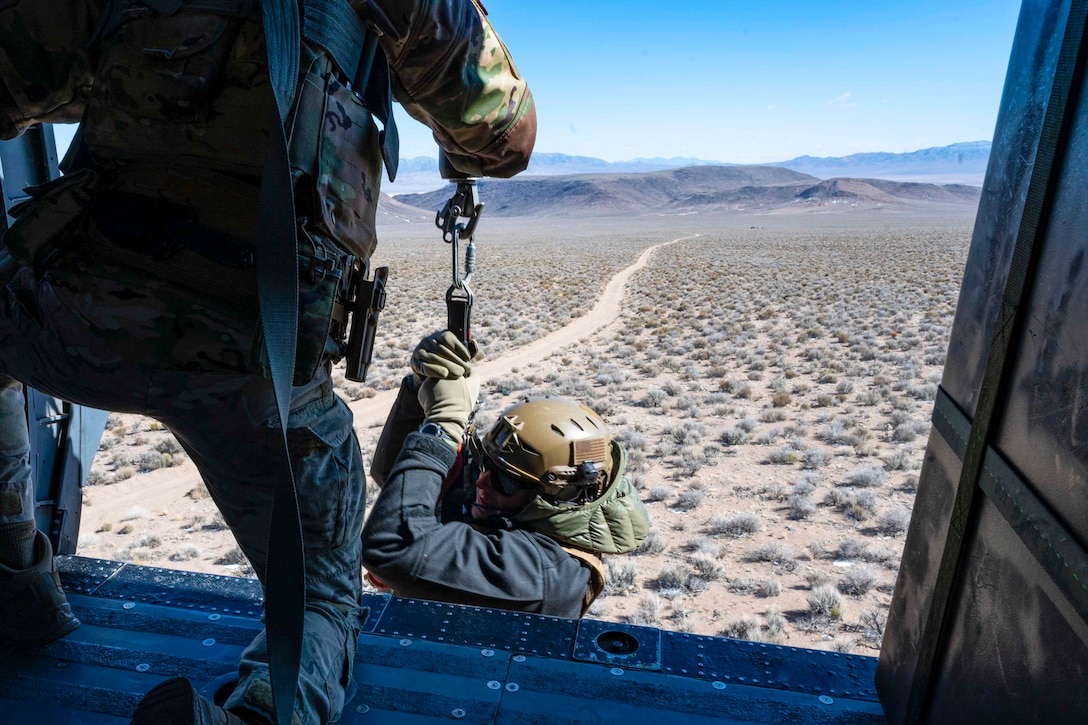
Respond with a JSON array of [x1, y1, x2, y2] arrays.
[[0, 1, 535, 723]]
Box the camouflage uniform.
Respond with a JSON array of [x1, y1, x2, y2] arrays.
[[0, 376, 30, 523], [0, 1, 534, 723]]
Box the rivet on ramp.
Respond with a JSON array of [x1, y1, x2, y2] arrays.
[[819, 696, 835, 705]]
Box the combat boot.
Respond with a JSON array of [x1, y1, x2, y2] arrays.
[[131, 677, 267, 724], [0, 529, 80, 646]]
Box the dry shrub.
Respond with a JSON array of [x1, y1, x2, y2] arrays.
[[634, 529, 667, 555], [630, 594, 660, 626], [876, 506, 911, 536], [838, 565, 880, 595], [170, 544, 202, 562], [722, 616, 762, 642], [216, 547, 248, 565], [604, 559, 639, 596], [771, 392, 792, 408], [808, 584, 844, 619], [746, 543, 797, 566], [707, 512, 762, 538]]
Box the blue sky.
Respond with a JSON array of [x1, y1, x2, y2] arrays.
[[50, 1, 1024, 165], [393, 0, 1023, 163]]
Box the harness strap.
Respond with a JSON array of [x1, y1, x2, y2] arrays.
[[561, 546, 606, 617], [257, 2, 303, 724]]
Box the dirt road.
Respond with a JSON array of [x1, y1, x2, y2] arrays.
[[79, 235, 695, 529]]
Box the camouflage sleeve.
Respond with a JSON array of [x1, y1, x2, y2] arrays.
[[358, 0, 536, 178], [0, 1, 104, 140]]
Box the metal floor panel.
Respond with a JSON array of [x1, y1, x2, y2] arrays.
[[0, 557, 886, 723], [0, 698, 130, 724]]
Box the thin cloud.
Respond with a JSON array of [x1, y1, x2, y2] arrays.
[[827, 92, 856, 107]]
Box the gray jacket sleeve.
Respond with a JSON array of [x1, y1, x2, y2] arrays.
[[360, 432, 589, 618]]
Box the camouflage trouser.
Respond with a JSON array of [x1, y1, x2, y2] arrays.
[[0, 374, 31, 523], [0, 236, 366, 725]]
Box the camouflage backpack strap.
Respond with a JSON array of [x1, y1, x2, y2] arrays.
[[561, 546, 606, 617]]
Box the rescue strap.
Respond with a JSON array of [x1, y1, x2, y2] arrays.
[[560, 546, 606, 617], [904, 2, 1088, 723]]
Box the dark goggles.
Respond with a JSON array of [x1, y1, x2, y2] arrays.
[[484, 460, 538, 497]]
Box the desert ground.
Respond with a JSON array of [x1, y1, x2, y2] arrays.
[[74, 205, 974, 656]]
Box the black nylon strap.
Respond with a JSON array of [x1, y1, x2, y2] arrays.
[[263, 0, 301, 121], [258, 0, 400, 719], [370, 48, 400, 181], [258, 3, 304, 725], [303, 0, 368, 84], [904, 3, 1088, 722]]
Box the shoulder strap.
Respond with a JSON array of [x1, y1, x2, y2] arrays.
[[561, 546, 606, 617], [257, 2, 303, 725]]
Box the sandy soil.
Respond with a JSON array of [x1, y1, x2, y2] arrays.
[[76, 213, 969, 654]]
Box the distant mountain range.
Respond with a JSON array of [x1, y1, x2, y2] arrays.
[[383, 141, 991, 196], [771, 141, 991, 184], [388, 165, 981, 219]]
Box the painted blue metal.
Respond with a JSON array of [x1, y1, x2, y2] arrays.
[[0, 557, 885, 723]]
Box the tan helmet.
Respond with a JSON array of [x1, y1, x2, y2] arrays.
[[478, 397, 613, 501]]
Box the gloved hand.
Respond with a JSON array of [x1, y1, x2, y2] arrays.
[[410, 330, 481, 381], [418, 374, 481, 445]]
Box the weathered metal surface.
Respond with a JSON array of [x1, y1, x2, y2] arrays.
[[573, 618, 661, 670], [370, 597, 578, 659], [660, 631, 880, 701], [0, 557, 885, 723], [878, 1, 1088, 722]]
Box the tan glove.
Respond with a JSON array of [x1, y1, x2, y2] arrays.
[[418, 374, 481, 445], [410, 330, 481, 380]]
